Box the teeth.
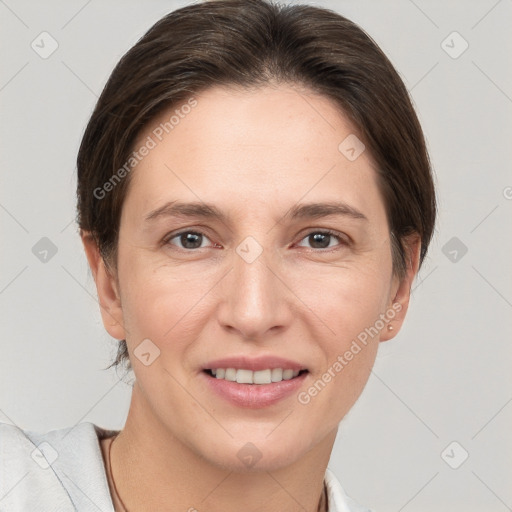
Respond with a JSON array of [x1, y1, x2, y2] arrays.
[[271, 368, 283, 382], [236, 369, 254, 384], [211, 367, 303, 384], [253, 370, 272, 384], [283, 369, 294, 380], [225, 368, 237, 382]]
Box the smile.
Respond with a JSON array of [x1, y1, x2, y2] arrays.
[[204, 368, 307, 384], [201, 368, 309, 408]]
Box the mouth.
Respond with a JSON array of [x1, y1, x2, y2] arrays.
[[200, 355, 310, 407], [203, 368, 309, 384], [201, 364, 309, 408]]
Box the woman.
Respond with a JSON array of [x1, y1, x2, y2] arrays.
[[0, 0, 436, 510]]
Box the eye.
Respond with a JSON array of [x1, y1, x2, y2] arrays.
[[296, 230, 347, 250], [163, 229, 347, 251], [164, 230, 214, 250]]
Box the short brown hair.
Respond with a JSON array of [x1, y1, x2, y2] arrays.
[[77, 0, 436, 370]]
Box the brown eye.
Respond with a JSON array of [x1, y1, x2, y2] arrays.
[[296, 230, 346, 250]]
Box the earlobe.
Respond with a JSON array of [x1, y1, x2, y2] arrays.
[[80, 231, 126, 340], [380, 234, 422, 342]]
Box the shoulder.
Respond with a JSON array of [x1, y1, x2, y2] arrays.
[[324, 468, 375, 512], [0, 421, 118, 511]]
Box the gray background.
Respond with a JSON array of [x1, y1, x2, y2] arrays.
[[1, 0, 511, 510]]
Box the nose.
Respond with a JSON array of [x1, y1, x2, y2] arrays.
[[216, 244, 293, 341]]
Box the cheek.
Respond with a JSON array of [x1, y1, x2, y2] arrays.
[[117, 253, 217, 352], [292, 262, 389, 408], [295, 260, 391, 338]]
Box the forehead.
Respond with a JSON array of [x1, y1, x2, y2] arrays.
[[142, 84, 359, 166], [124, 84, 385, 224]]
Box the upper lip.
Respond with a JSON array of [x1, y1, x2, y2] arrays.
[[203, 355, 307, 372]]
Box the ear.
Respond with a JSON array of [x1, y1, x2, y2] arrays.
[[380, 234, 421, 342], [81, 231, 126, 340]]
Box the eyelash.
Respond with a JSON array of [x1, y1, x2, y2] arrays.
[[163, 229, 349, 252]]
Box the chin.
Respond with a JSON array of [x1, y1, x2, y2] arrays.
[[195, 432, 314, 473]]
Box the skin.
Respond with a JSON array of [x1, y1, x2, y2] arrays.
[[83, 83, 421, 512]]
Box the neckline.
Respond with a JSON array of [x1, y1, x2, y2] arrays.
[[106, 435, 130, 512], [95, 427, 121, 511], [98, 429, 329, 512]]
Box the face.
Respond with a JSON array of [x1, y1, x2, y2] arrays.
[[88, 84, 418, 471]]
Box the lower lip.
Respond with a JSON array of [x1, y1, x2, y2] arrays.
[[201, 370, 308, 408]]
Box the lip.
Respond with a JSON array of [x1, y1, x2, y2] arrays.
[[201, 370, 308, 409], [203, 355, 306, 372]]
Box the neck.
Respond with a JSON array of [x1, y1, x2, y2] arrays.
[[110, 382, 336, 512]]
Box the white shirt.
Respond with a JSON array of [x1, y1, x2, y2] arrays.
[[0, 422, 373, 511]]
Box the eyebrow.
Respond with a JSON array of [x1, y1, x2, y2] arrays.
[[144, 200, 368, 223], [144, 201, 229, 223], [286, 201, 368, 222]]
